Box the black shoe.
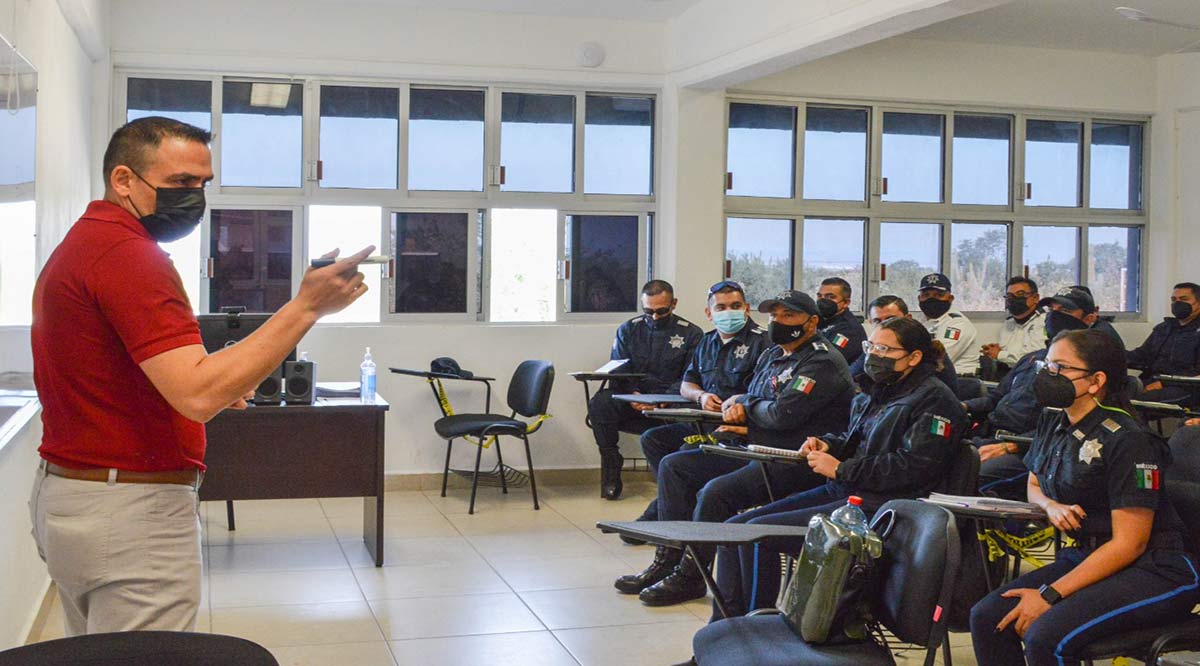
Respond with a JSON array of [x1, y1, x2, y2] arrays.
[[639, 554, 708, 606], [601, 453, 624, 500], [614, 545, 680, 594], [620, 507, 655, 545], [670, 659, 698, 666]]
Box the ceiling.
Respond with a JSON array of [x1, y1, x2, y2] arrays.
[[321, 0, 704, 21], [908, 0, 1200, 55]]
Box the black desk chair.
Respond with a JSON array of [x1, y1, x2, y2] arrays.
[[1169, 427, 1200, 482], [0, 631, 277, 666], [691, 499, 960, 666], [433, 360, 554, 514]]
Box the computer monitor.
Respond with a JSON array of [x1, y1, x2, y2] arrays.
[[197, 311, 296, 362]]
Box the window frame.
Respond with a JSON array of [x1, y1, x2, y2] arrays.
[[382, 206, 482, 324], [315, 81, 402, 192], [558, 210, 651, 322]]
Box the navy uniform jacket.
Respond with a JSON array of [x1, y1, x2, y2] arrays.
[[824, 364, 969, 509], [611, 314, 704, 394], [964, 347, 1047, 450], [1025, 406, 1187, 552], [681, 320, 768, 399], [1091, 318, 1126, 350], [819, 309, 867, 365], [734, 337, 856, 450], [1127, 317, 1200, 380]]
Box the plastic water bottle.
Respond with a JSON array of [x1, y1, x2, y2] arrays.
[[831, 495, 870, 536], [359, 347, 376, 403]]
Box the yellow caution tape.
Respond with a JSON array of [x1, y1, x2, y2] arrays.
[[430, 378, 551, 449], [977, 526, 1057, 571], [683, 433, 718, 446]]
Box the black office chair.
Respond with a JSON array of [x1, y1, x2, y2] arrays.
[[1169, 427, 1200, 482], [0, 631, 277, 666], [692, 499, 960, 666], [433, 360, 554, 514]]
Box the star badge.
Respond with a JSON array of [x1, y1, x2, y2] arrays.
[[668, 334, 685, 349], [733, 344, 750, 360], [777, 367, 794, 384], [1079, 438, 1103, 465]]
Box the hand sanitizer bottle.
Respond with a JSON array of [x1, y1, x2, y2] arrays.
[[360, 347, 376, 403]]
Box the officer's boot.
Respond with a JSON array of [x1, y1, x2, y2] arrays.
[[638, 549, 708, 606], [600, 451, 624, 500], [613, 545, 680, 594]]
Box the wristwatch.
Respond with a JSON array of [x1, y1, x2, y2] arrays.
[[1038, 584, 1062, 605]]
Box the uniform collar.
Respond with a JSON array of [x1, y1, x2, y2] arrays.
[[1008, 309, 1043, 326], [723, 318, 760, 345], [1053, 403, 1110, 439], [81, 200, 153, 241]]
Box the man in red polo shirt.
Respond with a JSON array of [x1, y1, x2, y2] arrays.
[[29, 116, 373, 636]]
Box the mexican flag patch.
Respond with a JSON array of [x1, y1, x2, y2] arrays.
[[791, 375, 816, 395], [944, 328, 962, 341], [832, 333, 849, 348], [930, 417, 952, 438], [1136, 464, 1161, 490]]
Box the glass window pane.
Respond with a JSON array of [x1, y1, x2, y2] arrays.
[[725, 217, 793, 307], [568, 215, 640, 312], [882, 112, 944, 203], [1088, 226, 1141, 312], [127, 78, 211, 130], [1090, 123, 1144, 210], [209, 209, 294, 313], [319, 86, 398, 190], [952, 115, 1010, 206], [951, 223, 1009, 311], [803, 107, 867, 201], [1022, 225, 1079, 298], [0, 201, 36, 324], [880, 222, 942, 299], [585, 95, 653, 195], [727, 103, 796, 198], [490, 208, 557, 322], [1025, 120, 1081, 207], [500, 93, 575, 193], [161, 226, 202, 314], [0, 73, 35, 185], [408, 88, 485, 192], [307, 205, 381, 323], [221, 81, 303, 188], [392, 212, 468, 313], [801, 218, 865, 311]]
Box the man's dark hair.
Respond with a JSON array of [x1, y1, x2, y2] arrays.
[[708, 284, 746, 305], [1175, 282, 1200, 298], [642, 280, 675, 298], [103, 116, 213, 190], [868, 294, 909, 315], [1006, 276, 1038, 294], [1068, 285, 1099, 314], [820, 277, 852, 300]]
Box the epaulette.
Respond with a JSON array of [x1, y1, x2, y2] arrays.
[[1102, 418, 1122, 433], [948, 312, 963, 318]]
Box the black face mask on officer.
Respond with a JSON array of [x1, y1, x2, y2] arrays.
[[1172, 301, 1194, 321], [1033, 367, 1092, 409], [816, 299, 839, 320], [769, 316, 811, 346], [126, 168, 207, 243], [1005, 296, 1032, 317], [1045, 310, 1088, 341], [864, 353, 906, 386], [919, 297, 951, 319]]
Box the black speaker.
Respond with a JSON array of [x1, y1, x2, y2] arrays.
[[284, 360, 316, 405], [252, 365, 284, 405]]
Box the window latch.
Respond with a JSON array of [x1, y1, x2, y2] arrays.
[[488, 165, 506, 187]]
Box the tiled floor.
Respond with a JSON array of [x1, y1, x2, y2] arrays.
[[27, 481, 989, 666]]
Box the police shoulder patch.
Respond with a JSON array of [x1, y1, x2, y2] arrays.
[[791, 375, 817, 395], [943, 328, 962, 341], [812, 341, 831, 352], [948, 312, 963, 318], [1102, 418, 1122, 433], [750, 328, 765, 335]]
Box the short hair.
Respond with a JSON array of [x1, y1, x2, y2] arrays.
[[819, 277, 852, 300], [708, 284, 746, 305], [1006, 276, 1038, 293], [868, 295, 909, 315], [102, 116, 213, 190], [1175, 282, 1200, 298], [641, 280, 675, 298], [1070, 285, 1093, 296]]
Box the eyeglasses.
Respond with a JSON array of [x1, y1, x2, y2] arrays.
[[1006, 291, 1034, 299], [862, 341, 907, 356], [1035, 359, 1092, 376], [709, 280, 744, 295], [643, 306, 672, 317]]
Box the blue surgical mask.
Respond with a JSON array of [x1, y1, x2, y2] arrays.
[[712, 309, 747, 336]]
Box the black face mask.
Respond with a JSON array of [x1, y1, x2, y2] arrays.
[[863, 354, 904, 386], [769, 319, 809, 346], [816, 299, 839, 320], [1005, 296, 1032, 317], [1033, 369, 1085, 408], [1172, 301, 1194, 321], [919, 298, 951, 319], [128, 169, 206, 243], [1044, 310, 1088, 340]]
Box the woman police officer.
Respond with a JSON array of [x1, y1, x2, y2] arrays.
[[970, 329, 1199, 666]]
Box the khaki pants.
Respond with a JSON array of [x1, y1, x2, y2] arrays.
[[29, 464, 203, 636]]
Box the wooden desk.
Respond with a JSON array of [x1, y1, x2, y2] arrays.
[[201, 396, 389, 566]]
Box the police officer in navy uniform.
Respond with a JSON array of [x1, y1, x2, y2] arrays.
[[634, 281, 767, 521], [971, 329, 1199, 666], [853, 295, 959, 392], [1070, 285, 1126, 349], [614, 290, 855, 606], [1128, 281, 1200, 404], [916, 272, 980, 376], [816, 277, 867, 365], [589, 280, 702, 500], [967, 288, 1093, 500]]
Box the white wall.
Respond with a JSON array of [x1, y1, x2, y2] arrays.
[[0, 405, 47, 650]]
